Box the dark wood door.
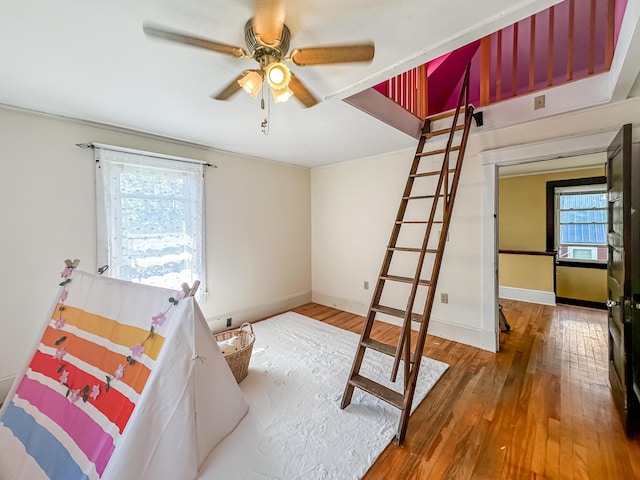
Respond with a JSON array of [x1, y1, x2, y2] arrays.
[[607, 124, 640, 434], [630, 131, 640, 409]]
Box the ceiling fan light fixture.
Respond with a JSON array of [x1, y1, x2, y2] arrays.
[[266, 62, 291, 90], [238, 70, 264, 99], [270, 85, 293, 103]]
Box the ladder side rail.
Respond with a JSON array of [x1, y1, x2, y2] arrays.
[[403, 327, 411, 390], [397, 106, 474, 442], [395, 63, 474, 443], [417, 108, 474, 369], [389, 64, 472, 384], [359, 121, 430, 336], [389, 161, 447, 381], [389, 118, 461, 381], [411, 63, 472, 379], [341, 119, 433, 409], [367, 118, 432, 327]]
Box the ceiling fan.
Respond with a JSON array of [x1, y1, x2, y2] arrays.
[[143, 0, 375, 108]]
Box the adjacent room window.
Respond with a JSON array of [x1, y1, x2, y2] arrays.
[[95, 145, 206, 297], [548, 178, 608, 265]]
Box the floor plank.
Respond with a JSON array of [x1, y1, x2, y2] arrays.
[[289, 300, 640, 479]]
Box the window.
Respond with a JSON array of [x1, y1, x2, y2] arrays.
[[546, 177, 608, 266], [95, 145, 206, 298]]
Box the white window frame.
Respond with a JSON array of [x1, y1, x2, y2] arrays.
[[95, 144, 206, 299], [554, 183, 607, 264]]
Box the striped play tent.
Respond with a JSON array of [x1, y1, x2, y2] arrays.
[[0, 268, 247, 479]]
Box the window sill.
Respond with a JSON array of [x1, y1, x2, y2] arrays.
[[556, 260, 607, 269]]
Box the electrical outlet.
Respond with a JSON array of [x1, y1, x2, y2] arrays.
[[534, 95, 545, 110], [226, 317, 232, 328], [440, 293, 448, 304], [364, 281, 369, 290]]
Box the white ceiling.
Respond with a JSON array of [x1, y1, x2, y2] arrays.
[[0, 0, 564, 167]]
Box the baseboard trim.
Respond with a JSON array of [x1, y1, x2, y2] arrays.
[[207, 290, 312, 332], [556, 297, 607, 310], [311, 291, 369, 316], [428, 318, 495, 351], [499, 286, 556, 306], [311, 291, 495, 351]]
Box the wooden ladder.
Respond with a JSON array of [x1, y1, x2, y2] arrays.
[[340, 63, 475, 445]]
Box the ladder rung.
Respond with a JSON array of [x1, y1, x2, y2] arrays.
[[372, 305, 424, 323], [423, 124, 465, 138], [402, 194, 445, 200], [361, 338, 396, 357], [417, 146, 461, 157], [395, 221, 443, 225], [349, 374, 404, 410], [362, 338, 418, 362], [410, 169, 456, 178], [388, 247, 437, 254], [381, 275, 431, 286], [425, 105, 468, 122]]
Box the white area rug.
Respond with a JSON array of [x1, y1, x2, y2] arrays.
[[198, 312, 448, 480]]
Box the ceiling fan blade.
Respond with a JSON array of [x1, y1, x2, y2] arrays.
[[212, 73, 246, 101], [290, 44, 375, 66], [143, 23, 248, 58], [289, 73, 318, 108], [253, 0, 285, 46]]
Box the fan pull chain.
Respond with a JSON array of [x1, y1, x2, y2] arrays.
[[261, 83, 271, 135]]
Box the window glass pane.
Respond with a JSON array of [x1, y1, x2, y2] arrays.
[[95, 147, 206, 298], [559, 224, 607, 245], [555, 185, 608, 262], [559, 192, 606, 209], [120, 171, 186, 197]]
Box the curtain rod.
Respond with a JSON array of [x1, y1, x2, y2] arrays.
[[75, 142, 217, 168]]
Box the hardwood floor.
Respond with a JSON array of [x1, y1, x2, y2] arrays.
[[291, 300, 640, 479]]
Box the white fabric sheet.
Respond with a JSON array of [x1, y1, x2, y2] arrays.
[[199, 312, 449, 480]]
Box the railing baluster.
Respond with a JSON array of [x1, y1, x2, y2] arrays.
[[548, 6, 555, 87], [606, 0, 615, 69], [512, 23, 519, 97], [529, 14, 536, 92], [568, 0, 575, 81], [420, 65, 428, 118], [480, 36, 491, 106], [410, 71, 415, 114], [589, 0, 596, 75], [402, 72, 406, 110], [496, 30, 503, 101]]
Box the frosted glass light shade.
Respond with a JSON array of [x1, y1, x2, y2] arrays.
[[271, 86, 293, 103], [266, 62, 291, 90], [238, 70, 263, 99]]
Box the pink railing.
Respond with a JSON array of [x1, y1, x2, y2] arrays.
[[376, 0, 623, 119]]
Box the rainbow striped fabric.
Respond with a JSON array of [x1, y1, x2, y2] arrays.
[[0, 271, 181, 479], [0, 270, 248, 480]]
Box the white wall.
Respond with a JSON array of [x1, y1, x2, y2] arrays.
[[311, 96, 640, 351], [311, 145, 486, 348], [0, 107, 311, 401]]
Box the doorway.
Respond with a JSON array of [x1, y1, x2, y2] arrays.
[[497, 159, 608, 312], [480, 129, 622, 352]]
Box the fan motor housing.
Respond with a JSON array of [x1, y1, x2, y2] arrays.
[[244, 19, 291, 60]]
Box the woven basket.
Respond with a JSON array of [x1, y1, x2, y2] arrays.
[[213, 322, 255, 383]]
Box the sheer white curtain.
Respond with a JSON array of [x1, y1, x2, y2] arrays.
[[95, 145, 206, 299]]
